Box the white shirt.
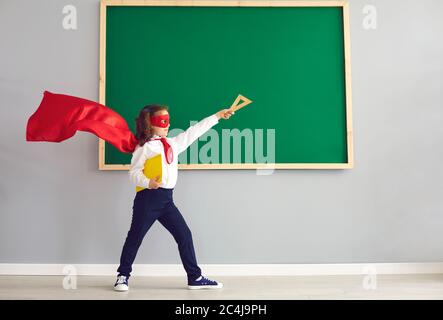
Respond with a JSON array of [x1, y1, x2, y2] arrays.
[[128, 113, 219, 189]]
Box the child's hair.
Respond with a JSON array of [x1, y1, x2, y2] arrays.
[[135, 104, 169, 146]]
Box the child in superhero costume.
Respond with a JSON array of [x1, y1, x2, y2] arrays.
[[26, 91, 234, 291]]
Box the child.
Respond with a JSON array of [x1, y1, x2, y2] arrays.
[[114, 105, 234, 291]]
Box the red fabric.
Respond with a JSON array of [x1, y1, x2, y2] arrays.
[[153, 137, 174, 164], [150, 114, 170, 128], [26, 91, 138, 153]]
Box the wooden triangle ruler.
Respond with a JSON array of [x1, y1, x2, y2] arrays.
[[229, 94, 252, 112]]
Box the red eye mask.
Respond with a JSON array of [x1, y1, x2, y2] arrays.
[[150, 114, 170, 128]]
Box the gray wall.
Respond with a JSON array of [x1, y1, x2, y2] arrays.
[[1, 0, 442, 265]]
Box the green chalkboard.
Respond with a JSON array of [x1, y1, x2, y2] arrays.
[[100, 2, 353, 169]]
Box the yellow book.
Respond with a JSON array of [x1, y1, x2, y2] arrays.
[[135, 153, 162, 192]]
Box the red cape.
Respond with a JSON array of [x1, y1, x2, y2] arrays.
[[26, 91, 138, 153]]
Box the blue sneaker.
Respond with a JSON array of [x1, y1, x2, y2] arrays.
[[114, 275, 129, 292], [188, 275, 223, 290]]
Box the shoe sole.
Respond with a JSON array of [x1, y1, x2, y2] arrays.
[[188, 283, 223, 290], [114, 286, 129, 292]]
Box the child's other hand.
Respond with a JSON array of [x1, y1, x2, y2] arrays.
[[149, 175, 161, 189], [216, 109, 235, 120]]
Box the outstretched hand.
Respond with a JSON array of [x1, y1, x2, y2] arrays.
[[216, 109, 235, 120]]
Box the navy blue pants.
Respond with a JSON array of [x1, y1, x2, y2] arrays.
[[117, 187, 202, 282]]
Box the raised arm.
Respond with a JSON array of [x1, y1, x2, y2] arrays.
[[170, 113, 220, 154]]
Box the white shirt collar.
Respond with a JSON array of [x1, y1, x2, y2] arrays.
[[150, 134, 162, 140]]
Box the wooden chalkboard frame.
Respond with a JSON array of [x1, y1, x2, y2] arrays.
[[99, 0, 353, 170]]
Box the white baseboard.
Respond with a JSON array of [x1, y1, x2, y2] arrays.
[[1, 263, 443, 276]]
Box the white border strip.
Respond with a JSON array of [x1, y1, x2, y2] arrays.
[[1, 263, 443, 276]]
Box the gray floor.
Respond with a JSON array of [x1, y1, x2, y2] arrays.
[[1, 274, 443, 300]]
